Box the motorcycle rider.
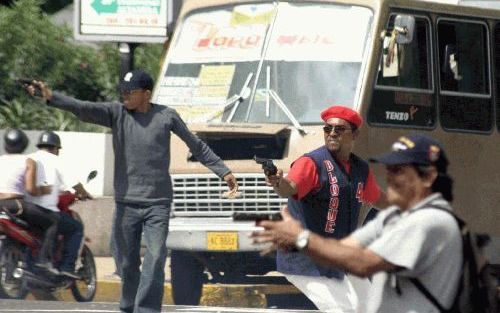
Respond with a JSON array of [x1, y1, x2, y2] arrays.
[[25, 131, 91, 279], [0, 128, 59, 271]]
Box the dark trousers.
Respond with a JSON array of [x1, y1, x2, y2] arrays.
[[113, 202, 170, 313], [56, 212, 83, 272], [0, 199, 58, 263]]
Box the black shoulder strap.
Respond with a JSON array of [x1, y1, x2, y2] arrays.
[[408, 204, 464, 313], [410, 277, 448, 312]]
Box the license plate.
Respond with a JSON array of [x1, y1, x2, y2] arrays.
[[207, 232, 238, 251]]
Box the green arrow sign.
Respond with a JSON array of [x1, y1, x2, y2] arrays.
[[91, 0, 118, 15], [91, 0, 161, 15]]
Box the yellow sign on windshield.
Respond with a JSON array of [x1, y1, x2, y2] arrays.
[[199, 65, 235, 86], [231, 4, 275, 26]]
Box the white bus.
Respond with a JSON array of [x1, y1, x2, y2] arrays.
[[152, 0, 500, 305]]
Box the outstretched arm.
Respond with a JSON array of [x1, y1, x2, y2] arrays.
[[252, 207, 395, 277], [25, 80, 114, 128]]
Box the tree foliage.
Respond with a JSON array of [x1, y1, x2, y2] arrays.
[[0, 0, 163, 132]]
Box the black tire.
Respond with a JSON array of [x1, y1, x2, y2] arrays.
[[0, 242, 28, 299], [71, 244, 97, 302], [170, 250, 204, 305]]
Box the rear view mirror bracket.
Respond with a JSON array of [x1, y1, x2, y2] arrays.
[[394, 15, 415, 45]]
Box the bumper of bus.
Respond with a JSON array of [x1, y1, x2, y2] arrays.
[[165, 217, 268, 251]]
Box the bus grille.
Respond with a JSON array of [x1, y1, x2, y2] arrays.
[[172, 173, 286, 216]]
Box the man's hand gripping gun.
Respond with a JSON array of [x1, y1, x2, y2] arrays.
[[254, 156, 278, 176]]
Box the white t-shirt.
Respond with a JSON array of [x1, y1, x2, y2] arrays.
[[351, 193, 462, 313], [0, 154, 27, 195], [24, 150, 66, 212]]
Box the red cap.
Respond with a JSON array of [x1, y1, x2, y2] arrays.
[[320, 105, 363, 128]]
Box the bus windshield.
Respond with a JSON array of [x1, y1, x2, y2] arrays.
[[153, 2, 373, 125]]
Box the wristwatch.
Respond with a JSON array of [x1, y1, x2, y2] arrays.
[[295, 230, 311, 251]]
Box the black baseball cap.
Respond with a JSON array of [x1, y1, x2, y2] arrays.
[[120, 69, 154, 92], [370, 134, 449, 173]]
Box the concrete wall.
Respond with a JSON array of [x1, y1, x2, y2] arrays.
[[0, 129, 114, 197], [1, 129, 116, 255], [72, 197, 116, 256]]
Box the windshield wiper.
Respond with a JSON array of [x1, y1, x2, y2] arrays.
[[268, 89, 307, 135], [208, 72, 253, 123]]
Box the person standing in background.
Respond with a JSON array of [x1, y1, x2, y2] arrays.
[[264, 105, 387, 312], [24, 70, 238, 313]]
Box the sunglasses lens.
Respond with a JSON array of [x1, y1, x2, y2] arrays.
[[323, 125, 349, 134], [334, 126, 346, 133]]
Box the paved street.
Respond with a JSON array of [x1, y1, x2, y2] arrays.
[[18, 256, 315, 310], [0, 299, 316, 313]]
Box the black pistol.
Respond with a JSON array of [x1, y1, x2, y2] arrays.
[[254, 156, 278, 176], [17, 77, 42, 97]]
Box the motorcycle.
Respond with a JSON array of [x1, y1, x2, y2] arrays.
[[0, 171, 98, 301]]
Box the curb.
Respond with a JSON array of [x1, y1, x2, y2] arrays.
[[33, 280, 301, 307]]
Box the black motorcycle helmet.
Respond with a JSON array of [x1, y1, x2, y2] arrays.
[[4, 128, 29, 154], [36, 131, 61, 149]]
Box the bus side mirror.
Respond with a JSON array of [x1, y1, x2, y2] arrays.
[[394, 15, 415, 44]]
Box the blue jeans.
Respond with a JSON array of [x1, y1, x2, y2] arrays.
[[114, 202, 170, 313], [56, 212, 84, 272], [110, 207, 122, 277]]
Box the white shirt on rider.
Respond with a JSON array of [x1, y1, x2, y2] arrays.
[[0, 154, 27, 195], [24, 150, 67, 212]]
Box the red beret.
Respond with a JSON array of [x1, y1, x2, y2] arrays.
[[320, 105, 363, 128]]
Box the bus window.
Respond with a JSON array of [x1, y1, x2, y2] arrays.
[[369, 14, 434, 128], [437, 19, 492, 133], [494, 23, 500, 132], [376, 15, 431, 90]]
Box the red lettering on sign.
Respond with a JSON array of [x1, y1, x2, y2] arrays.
[[195, 35, 262, 50], [197, 38, 210, 48], [227, 37, 242, 48], [277, 35, 298, 45], [213, 37, 227, 47], [245, 35, 261, 47]]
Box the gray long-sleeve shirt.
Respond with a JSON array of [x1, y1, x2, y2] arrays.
[[49, 92, 231, 205]]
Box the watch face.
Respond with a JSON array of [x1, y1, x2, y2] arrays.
[[296, 230, 310, 250], [297, 238, 307, 249]]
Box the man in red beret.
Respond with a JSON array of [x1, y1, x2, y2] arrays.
[[265, 105, 387, 312]]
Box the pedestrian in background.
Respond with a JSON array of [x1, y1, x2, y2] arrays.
[[24, 70, 238, 313], [254, 134, 461, 313], [0, 129, 59, 271], [264, 105, 387, 312], [25, 131, 91, 279]]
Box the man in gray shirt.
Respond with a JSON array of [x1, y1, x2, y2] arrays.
[[252, 134, 461, 313], [26, 70, 238, 313]]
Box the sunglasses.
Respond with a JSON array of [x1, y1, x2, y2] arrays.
[[322, 125, 352, 134]]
